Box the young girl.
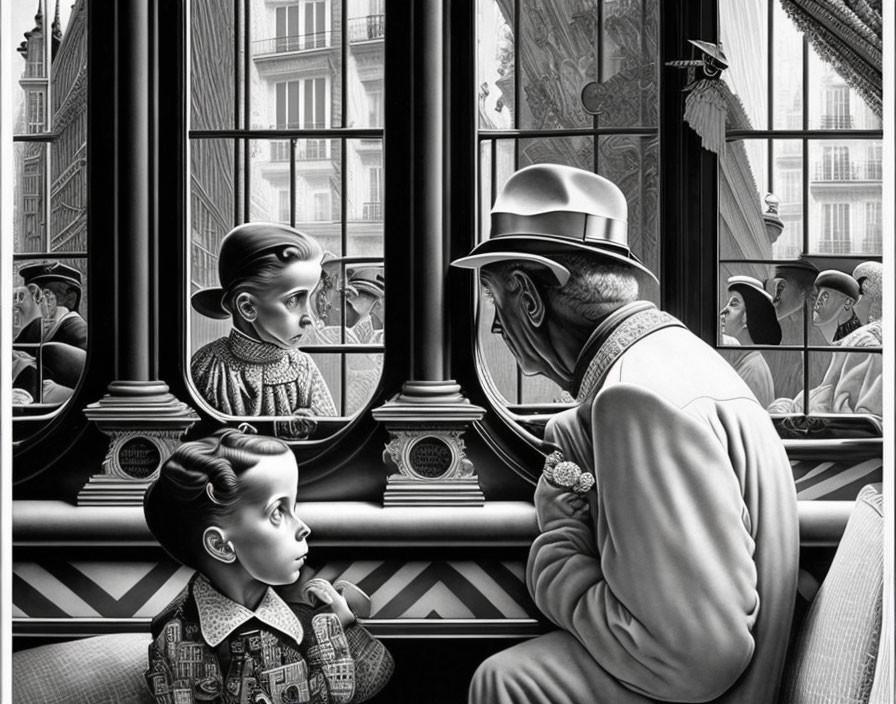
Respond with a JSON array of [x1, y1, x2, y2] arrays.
[[191, 223, 337, 417], [143, 429, 393, 703]]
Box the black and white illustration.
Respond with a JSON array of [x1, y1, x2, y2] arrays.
[[3, 1, 892, 702]]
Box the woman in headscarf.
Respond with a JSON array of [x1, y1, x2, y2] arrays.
[[720, 275, 782, 407]]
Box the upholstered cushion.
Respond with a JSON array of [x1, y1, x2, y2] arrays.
[[12, 632, 153, 704], [778, 483, 884, 704]]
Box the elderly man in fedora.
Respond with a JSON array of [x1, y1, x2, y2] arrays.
[[453, 164, 798, 704]]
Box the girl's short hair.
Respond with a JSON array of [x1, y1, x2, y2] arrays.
[[221, 234, 322, 315], [143, 429, 291, 569]]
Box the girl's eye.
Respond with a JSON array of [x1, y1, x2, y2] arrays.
[[271, 506, 285, 524], [285, 293, 305, 308]]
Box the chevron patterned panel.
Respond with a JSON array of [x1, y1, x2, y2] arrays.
[[12, 560, 538, 620], [792, 457, 882, 501]]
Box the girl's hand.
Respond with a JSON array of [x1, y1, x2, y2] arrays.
[[302, 578, 355, 627]]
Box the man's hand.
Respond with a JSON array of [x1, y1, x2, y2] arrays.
[[303, 578, 356, 627], [534, 474, 592, 532]]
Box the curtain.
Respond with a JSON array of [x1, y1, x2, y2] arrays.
[[779, 0, 882, 117]]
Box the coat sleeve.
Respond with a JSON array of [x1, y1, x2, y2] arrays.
[[343, 622, 395, 702], [527, 383, 759, 702]]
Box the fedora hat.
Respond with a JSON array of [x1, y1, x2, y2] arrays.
[[452, 164, 657, 285], [347, 266, 385, 298], [191, 222, 323, 319]]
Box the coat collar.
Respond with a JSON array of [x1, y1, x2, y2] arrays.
[[572, 301, 684, 402], [193, 574, 304, 647]]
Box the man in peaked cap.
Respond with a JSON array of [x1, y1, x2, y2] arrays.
[[812, 269, 862, 343], [455, 164, 797, 704], [18, 261, 88, 350], [344, 266, 385, 343]]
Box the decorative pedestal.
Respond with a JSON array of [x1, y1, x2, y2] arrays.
[[373, 381, 486, 507], [80, 381, 200, 506]]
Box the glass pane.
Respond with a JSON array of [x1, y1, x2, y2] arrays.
[[519, 374, 565, 405], [12, 257, 89, 410], [191, 0, 236, 130], [719, 140, 771, 260], [477, 0, 514, 129], [249, 0, 342, 130], [308, 352, 343, 414], [519, 135, 594, 172], [772, 0, 802, 129], [13, 142, 48, 253], [807, 140, 882, 256], [345, 0, 385, 128], [597, 0, 659, 128], [346, 138, 384, 255], [771, 139, 803, 259], [477, 138, 515, 245], [294, 137, 342, 253], [806, 349, 882, 417], [718, 348, 789, 409], [720, 0, 768, 130], [598, 135, 660, 281], [808, 45, 881, 130], [10, 2, 88, 430], [477, 290, 517, 405]]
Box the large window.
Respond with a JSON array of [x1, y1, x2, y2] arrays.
[[719, 0, 883, 423], [10, 0, 88, 445], [188, 0, 385, 435], [474, 0, 661, 414]]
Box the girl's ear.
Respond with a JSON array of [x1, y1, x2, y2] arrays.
[[235, 292, 257, 322], [203, 527, 237, 564]]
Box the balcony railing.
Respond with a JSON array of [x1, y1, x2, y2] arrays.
[[813, 162, 882, 181], [362, 201, 382, 220], [253, 32, 331, 57], [348, 15, 385, 42], [819, 114, 855, 129]]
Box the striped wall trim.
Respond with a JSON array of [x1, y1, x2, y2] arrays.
[[13, 560, 539, 620]]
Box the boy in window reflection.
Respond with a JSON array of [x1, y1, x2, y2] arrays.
[[191, 223, 337, 417], [143, 428, 393, 703], [453, 164, 798, 704], [811, 269, 862, 343]]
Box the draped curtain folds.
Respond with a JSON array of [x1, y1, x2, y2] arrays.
[[779, 0, 883, 117]]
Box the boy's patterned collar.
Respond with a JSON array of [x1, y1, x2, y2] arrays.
[[193, 574, 304, 646]]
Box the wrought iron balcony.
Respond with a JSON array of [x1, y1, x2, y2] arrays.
[[348, 15, 385, 42], [362, 201, 383, 220], [253, 32, 331, 57]]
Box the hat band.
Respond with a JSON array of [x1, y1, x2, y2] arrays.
[[492, 211, 627, 246]]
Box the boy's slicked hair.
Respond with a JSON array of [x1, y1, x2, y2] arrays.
[[144, 429, 291, 569]]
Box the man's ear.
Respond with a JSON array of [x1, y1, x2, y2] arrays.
[[511, 270, 546, 327], [234, 292, 257, 322], [203, 527, 237, 564]]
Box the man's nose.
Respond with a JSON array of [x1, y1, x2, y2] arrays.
[[296, 519, 311, 541]]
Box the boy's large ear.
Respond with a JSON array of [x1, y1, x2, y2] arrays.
[[234, 292, 257, 322], [203, 527, 237, 564]]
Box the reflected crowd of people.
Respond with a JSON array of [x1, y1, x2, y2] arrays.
[[720, 258, 883, 419], [12, 262, 88, 406]]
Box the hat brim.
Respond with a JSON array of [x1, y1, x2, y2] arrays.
[[191, 288, 230, 319], [451, 235, 658, 284]]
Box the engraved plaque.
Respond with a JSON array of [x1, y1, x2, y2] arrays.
[[408, 436, 453, 478], [118, 436, 162, 479]]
